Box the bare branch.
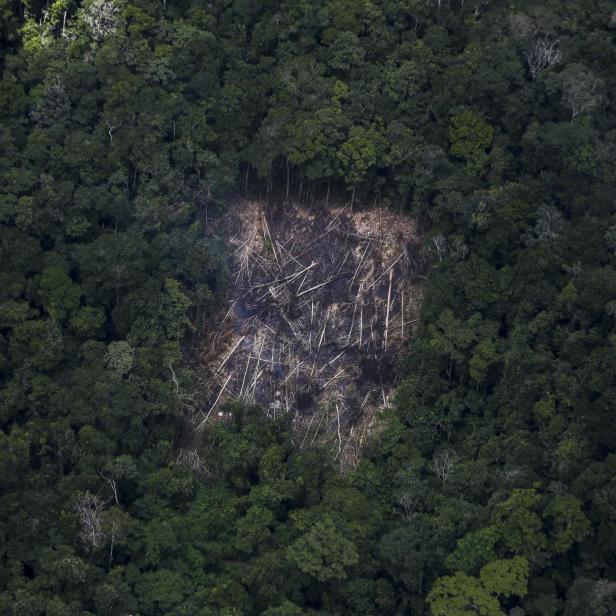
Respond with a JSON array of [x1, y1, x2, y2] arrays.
[[526, 35, 561, 80], [75, 492, 105, 551], [431, 449, 455, 486]]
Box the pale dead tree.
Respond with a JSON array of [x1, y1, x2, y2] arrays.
[[75, 492, 105, 550], [100, 470, 119, 505], [429, 234, 447, 262], [108, 519, 118, 568], [175, 448, 206, 474], [525, 206, 563, 245], [168, 362, 180, 394], [429, 0, 450, 12], [105, 119, 116, 142], [397, 491, 419, 520], [450, 237, 469, 261], [560, 64, 604, 119], [534, 207, 563, 241], [526, 35, 561, 80], [430, 449, 455, 486], [470, 0, 492, 20], [82, 0, 119, 42]]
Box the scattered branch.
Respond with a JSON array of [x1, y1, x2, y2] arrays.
[[195, 201, 422, 464], [75, 492, 105, 551]]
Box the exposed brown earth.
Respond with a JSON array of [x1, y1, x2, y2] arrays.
[[194, 199, 425, 468]]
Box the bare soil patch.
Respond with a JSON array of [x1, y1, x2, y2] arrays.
[[194, 199, 424, 468]]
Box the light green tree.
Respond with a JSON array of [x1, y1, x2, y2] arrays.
[[287, 514, 359, 582], [105, 340, 134, 376], [449, 110, 494, 171], [428, 557, 529, 616], [492, 488, 547, 560], [543, 495, 591, 554], [337, 125, 383, 202], [446, 526, 500, 574]]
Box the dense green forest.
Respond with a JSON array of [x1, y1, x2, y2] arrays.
[[1, 0, 616, 614]]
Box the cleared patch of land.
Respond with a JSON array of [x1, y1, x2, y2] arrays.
[[195, 199, 424, 467]]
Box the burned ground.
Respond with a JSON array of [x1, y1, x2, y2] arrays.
[[194, 199, 424, 468]]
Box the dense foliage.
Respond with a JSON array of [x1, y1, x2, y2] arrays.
[[1, 0, 615, 614]]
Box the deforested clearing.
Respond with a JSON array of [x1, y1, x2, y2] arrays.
[[194, 199, 425, 468]]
